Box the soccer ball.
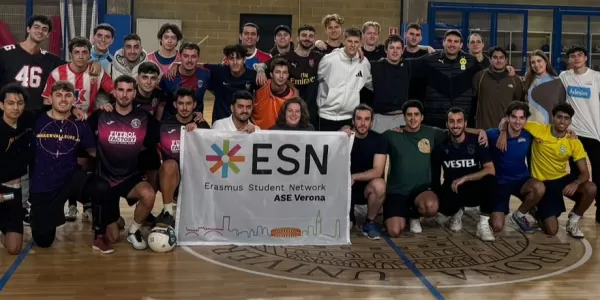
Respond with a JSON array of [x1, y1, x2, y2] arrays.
[[148, 226, 177, 253]]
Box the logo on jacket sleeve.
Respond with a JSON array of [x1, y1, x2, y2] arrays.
[[356, 71, 363, 77]]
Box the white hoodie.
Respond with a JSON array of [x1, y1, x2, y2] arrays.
[[109, 48, 148, 79], [317, 48, 371, 121]]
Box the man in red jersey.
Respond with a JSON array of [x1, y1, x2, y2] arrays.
[[42, 37, 113, 117]]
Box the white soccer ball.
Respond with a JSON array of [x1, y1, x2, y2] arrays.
[[148, 226, 177, 253]]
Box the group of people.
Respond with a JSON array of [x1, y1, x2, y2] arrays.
[[0, 12, 599, 256]]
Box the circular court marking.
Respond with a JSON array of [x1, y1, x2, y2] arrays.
[[182, 218, 592, 289]]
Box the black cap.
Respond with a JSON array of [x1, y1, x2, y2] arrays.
[[274, 25, 291, 35]]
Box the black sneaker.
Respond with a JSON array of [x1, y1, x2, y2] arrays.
[[144, 213, 157, 227], [156, 211, 175, 228], [23, 208, 30, 226]]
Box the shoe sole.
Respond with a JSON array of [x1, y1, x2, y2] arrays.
[[510, 216, 535, 234], [127, 237, 148, 250], [566, 229, 584, 239], [362, 232, 381, 240], [92, 245, 115, 254], [476, 232, 496, 242]]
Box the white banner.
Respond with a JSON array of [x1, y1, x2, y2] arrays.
[[175, 129, 352, 246]]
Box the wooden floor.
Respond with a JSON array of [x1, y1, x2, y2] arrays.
[[1, 100, 599, 299]]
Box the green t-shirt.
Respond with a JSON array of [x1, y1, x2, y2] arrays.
[[382, 125, 446, 195]]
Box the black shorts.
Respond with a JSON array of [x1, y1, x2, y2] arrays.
[[29, 170, 91, 231], [383, 185, 431, 220], [493, 177, 531, 214], [537, 175, 580, 220], [138, 148, 161, 173], [110, 174, 145, 206], [351, 182, 368, 206], [435, 175, 496, 216], [0, 185, 24, 234]]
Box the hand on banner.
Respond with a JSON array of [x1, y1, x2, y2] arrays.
[[185, 122, 198, 132], [340, 125, 353, 136], [242, 124, 256, 133], [351, 174, 356, 186]]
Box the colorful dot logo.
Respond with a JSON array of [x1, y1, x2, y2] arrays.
[[206, 140, 245, 178]]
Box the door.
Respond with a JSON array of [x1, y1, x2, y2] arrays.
[[552, 10, 600, 72], [427, 9, 464, 51], [495, 11, 528, 75], [239, 14, 292, 53]]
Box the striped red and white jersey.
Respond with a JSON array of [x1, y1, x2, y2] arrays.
[[42, 63, 114, 115]]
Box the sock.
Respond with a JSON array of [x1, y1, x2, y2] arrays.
[[514, 210, 525, 219], [164, 203, 174, 215], [569, 213, 581, 223], [480, 214, 490, 224], [453, 208, 464, 219], [129, 221, 141, 234]]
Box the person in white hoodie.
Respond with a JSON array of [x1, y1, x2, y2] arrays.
[[317, 27, 372, 131], [109, 33, 148, 79]]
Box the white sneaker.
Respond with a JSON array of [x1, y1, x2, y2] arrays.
[[409, 219, 422, 233], [82, 208, 92, 223], [448, 209, 463, 232], [127, 229, 148, 250], [65, 205, 78, 222], [476, 221, 495, 241], [566, 220, 584, 238]]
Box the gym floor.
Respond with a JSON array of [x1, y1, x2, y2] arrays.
[[0, 100, 598, 300]]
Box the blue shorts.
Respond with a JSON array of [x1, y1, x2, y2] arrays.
[[537, 175, 580, 220], [493, 178, 531, 214]]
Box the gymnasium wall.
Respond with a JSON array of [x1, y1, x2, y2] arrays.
[[133, 0, 402, 64]]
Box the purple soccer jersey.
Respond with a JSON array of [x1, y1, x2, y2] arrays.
[[89, 108, 160, 186], [159, 115, 210, 162]]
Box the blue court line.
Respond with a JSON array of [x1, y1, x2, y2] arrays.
[[0, 240, 33, 292], [382, 235, 445, 300]]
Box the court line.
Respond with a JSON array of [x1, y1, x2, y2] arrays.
[[382, 235, 445, 299], [0, 240, 33, 292]]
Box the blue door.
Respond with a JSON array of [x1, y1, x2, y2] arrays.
[[552, 9, 600, 72]]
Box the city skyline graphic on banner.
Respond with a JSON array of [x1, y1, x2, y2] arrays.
[[206, 139, 245, 178], [185, 210, 342, 239]]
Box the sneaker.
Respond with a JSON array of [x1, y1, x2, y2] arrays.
[[82, 208, 93, 223], [566, 220, 584, 239], [92, 235, 115, 254], [127, 229, 148, 250], [511, 213, 535, 233], [448, 209, 463, 232], [65, 205, 78, 222], [144, 213, 157, 227], [362, 222, 381, 240], [409, 219, 422, 233], [23, 208, 30, 226], [476, 221, 495, 241], [156, 211, 175, 228]]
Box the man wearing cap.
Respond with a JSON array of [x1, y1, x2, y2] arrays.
[[270, 25, 294, 56]]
